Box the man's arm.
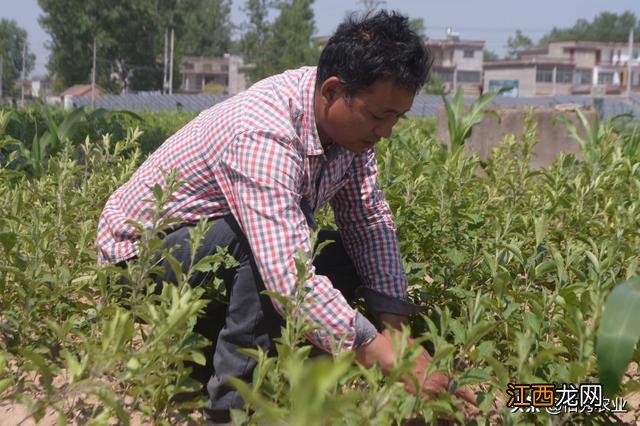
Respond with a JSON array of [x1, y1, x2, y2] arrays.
[[357, 313, 477, 409], [216, 131, 378, 353], [330, 148, 411, 306]]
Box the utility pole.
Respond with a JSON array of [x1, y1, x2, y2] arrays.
[[20, 44, 26, 106], [628, 28, 634, 97], [0, 55, 3, 101], [91, 36, 97, 108], [169, 28, 175, 95], [163, 29, 169, 94]]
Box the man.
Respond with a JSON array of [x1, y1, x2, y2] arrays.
[[97, 10, 474, 423]]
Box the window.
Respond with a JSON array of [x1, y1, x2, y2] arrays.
[[183, 62, 194, 70], [457, 70, 481, 82], [536, 67, 553, 83], [574, 68, 592, 85], [463, 49, 475, 58], [555, 68, 573, 84], [598, 72, 614, 85]]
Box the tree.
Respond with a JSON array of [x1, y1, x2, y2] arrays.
[[0, 19, 36, 96], [356, 0, 385, 13], [38, 0, 233, 92], [540, 11, 639, 44], [239, 0, 272, 78], [506, 30, 533, 59], [483, 50, 499, 62], [178, 0, 233, 57], [251, 0, 318, 81], [39, 0, 162, 92], [409, 17, 426, 39]]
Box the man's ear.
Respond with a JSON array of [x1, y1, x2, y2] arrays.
[[319, 76, 343, 106]]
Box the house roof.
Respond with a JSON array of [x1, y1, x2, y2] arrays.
[[425, 39, 485, 49], [548, 40, 640, 50], [60, 84, 102, 97], [519, 47, 549, 56]]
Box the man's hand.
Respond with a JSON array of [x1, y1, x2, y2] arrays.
[[354, 314, 478, 419], [378, 312, 408, 331]]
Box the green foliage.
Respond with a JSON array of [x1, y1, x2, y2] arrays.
[[178, 0, 233, 58], [597, 277, 640, 396], [409, 17, 426, 38], [38, 0, 232, 91], [241, 0, 318, 82], [1, 106, 195, 157], [506, 30, 533, 59], [356, 0, 385, 13], [238, 0, 271, 76], [229, 246, 436, 425], [1, 107, 143, 178], [540, 11, 639, 45], [2, 102, 640, 423], [374, 110, 640, 423], [441, 86, 504, 152], [0, 111, 235, 423], [422, 72, 446, 96], [483, 50, 500, 62], [0, 19, 36, 96]]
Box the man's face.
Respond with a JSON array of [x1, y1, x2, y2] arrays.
[[317, 78, 415, 153]]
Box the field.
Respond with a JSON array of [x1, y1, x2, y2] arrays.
[[1, 102, 640, 425]]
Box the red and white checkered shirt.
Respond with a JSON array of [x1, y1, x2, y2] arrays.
[[97, 66, 408, 352]]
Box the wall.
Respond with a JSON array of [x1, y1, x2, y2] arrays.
[[452, 48, 483, 71], [436, 105, 597, 169]]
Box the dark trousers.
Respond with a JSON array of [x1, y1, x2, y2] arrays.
[[154, 215, 362, 420]]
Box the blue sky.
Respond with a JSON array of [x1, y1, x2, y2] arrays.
[[2, 0, 638, 76]]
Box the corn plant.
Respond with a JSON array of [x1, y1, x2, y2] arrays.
[[441, 86, 508, 152], [597, 276, 640, 396]]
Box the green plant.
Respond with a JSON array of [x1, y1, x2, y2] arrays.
[[3, 102, 640, 424], [441, 86, 507, 152], [596, 276, 640, 396]]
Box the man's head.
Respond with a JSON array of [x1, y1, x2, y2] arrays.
[[314, 11, 432, 152]]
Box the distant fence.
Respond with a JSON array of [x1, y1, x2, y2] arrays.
[[72, 93, 640, 120]]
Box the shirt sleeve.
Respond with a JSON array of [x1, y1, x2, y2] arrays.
[[214, 130, 372, 353], [330, 148, 409, 304]]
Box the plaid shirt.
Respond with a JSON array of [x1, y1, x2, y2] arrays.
[[97, 66, 408, 352]]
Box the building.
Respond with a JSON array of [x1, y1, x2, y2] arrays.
[[426, 30, 485, 96], [57, 84, 103, 109], [314, 32, 485, 95], [484, 40, 640, 97], [180, 54, 250, 95], [59, 84, 103, 98]]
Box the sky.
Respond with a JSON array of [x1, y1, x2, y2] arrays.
[[1, 0, 638, 76]]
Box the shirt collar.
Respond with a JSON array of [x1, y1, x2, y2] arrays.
[[300, 67, 325, 156]]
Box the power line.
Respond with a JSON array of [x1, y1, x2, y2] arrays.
[[425, 26, 556, 34]]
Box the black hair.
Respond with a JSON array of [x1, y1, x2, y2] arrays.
[[316, 10, 432, 96]]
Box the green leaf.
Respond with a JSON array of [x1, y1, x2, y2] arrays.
[[485, 356, 509, 386], [534, 260, 556, 277], [0, 232, 17, 253], [0, 377, 14, 395], [94, 387, 129, 425], [445, 247, 466, 267], [189, 350, 206, 366], [597, 276, 640, 396]]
